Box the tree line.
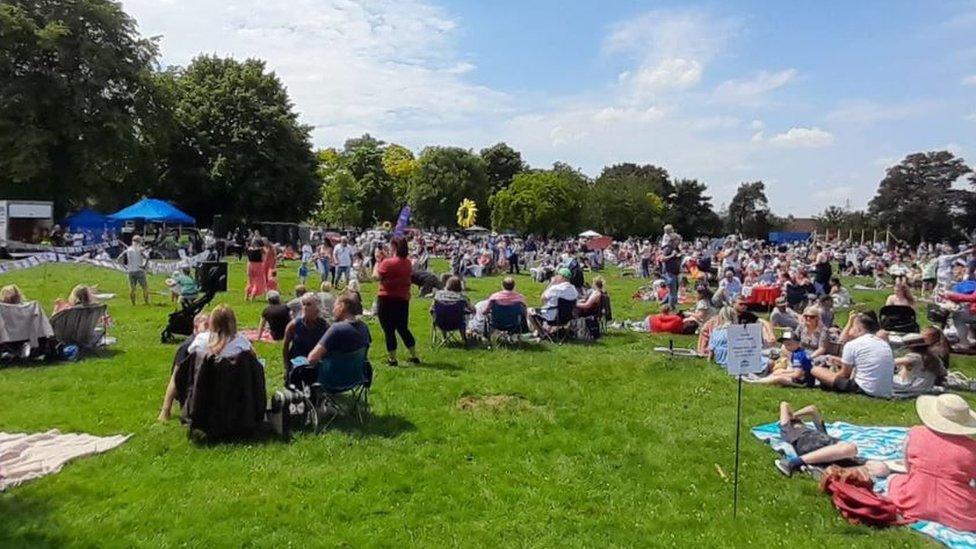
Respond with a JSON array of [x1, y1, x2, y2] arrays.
[[2, 1, 975, 243]]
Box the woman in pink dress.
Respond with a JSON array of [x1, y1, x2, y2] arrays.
[[263, 239, 278, 292], [886, 394, 976, 531], [244, 239, 266, 301]]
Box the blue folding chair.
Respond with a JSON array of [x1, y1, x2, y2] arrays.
[[311, 348, 372, 430], [430, 300, 469, 348], [486, 302, 528, 348]]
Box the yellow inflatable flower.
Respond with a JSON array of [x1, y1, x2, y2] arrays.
[[457, 199, 478, 229]]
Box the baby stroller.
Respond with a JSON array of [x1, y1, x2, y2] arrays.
[[160, 263, 227, 343]]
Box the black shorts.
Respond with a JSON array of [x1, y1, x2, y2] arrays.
[[780, 423, 837, 455], [830, 376, 864, 394]]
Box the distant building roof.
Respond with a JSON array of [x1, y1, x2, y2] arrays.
[[783, 217, 818, 233]]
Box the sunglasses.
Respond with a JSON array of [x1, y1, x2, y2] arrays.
[[803, 314, 817, 319]]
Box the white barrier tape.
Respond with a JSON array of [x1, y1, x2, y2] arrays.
[[1, 250, 213, 276], [3, 241, 111, 254]]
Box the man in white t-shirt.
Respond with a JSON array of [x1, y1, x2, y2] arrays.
[[332, 236, 353, 287], [811, 313, 893, 398], [117, 235, 150, 305], [527, 268, 579, 335]]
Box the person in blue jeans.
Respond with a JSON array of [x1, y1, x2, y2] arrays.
[[660, 244, 681, 309]]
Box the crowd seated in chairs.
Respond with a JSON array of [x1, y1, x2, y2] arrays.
[[287, 294, 373, 429]]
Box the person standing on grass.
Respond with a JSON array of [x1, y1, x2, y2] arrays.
[[244, 238, 266, 301], [118, 235, 149, 305], [373, 236, 420, 366], [334, 236, 353, 287]]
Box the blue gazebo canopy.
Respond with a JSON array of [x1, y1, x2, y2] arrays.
[[64, 208, 118, 230], [108, 198, 195, 225]]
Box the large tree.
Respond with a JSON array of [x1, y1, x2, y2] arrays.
[[408, 147, 489, 228], [665, 179, 721, 238], [0, 0, 165, 215], [725, 181, 778, 238], [342, 134, 398, 226], [489, 170, 583, 236], [480, 142, 526, 195], [314, 169, 362, 228], [868, 151, 973, 243], [159, 56, 318, 225], [585, 174, 666, 237], [597, 163, 674, 197]]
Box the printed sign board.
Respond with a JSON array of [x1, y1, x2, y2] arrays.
[[726, 323, 764, 376]]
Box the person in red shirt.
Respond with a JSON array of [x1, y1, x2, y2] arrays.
[[373, 236, 420, 366], [647, 304, 695, 334]]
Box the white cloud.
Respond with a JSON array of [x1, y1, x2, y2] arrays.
[[964, 74, 976, 86], [768, 127, 835, 148], [604, 9, 739, 99], [623, 58, 703, 94], [122, 0, 509, 145], [966, 112, 976, 122], [826, 100, 935, 124], [873, 157, 896, 168], [712, 69, 798, 104]]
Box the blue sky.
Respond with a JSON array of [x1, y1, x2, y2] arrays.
[[124, 0, 976, 215]]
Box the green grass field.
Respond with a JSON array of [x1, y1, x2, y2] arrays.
[[0, 259, 972, 547]]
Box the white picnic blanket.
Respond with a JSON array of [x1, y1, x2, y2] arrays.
[[0, 429, 130, 491]]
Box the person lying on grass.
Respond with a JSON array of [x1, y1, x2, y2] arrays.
[[647, 304, 697, 335], [774, 401, 860, 477]]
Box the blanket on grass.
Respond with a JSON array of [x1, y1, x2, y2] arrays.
[[241, 328, 276, 343], [752, 421, 975, 549], [0, 429, 130, 491]]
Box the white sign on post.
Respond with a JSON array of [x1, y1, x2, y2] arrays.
[[726, 323, 764, 376]]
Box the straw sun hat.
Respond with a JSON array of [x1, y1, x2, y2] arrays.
[[916, 394, 976, 436]]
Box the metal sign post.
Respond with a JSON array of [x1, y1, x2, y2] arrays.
[[725, 323, 764, 518]]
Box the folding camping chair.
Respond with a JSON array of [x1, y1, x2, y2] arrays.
[[430, 300, 468, 348], [50, 304, 108, 352], [879, 305, 919, 334], [539, 298, 578, 344], [310, 348, 372, 430], [486, 302, 528, 348]]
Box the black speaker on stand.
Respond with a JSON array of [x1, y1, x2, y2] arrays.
[[196, 261, 228, 294]]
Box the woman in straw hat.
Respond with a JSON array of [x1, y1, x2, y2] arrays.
[[886, 394, 976, 530]]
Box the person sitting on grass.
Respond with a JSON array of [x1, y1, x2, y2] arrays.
[[527, 267, 579, 337], [257, 290, 290, 341], [307, 294, 371, 364], [769, 296, 800, 330], [706, 306, 738, 368], [811, 313, 894, 398], [886, 282, 916, 308], [796, 305, 830, 359], [317, 281, 335, 319], [344, 279, 364, 316], [751, 331, 815, 388], [892, 333, 945, 397], [432, 276, 475, 314], [286, 285, 307, 319], [282, 293, 329, 385], [688, 287, 715, 325], [647, 303, 696, 334], [817, 295, 835, 328], [773, 401, 859, 477], [158, 312, 209, 421], [829, 277, 853, 308]]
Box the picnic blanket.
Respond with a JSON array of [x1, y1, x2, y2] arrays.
[[752, 421, 975, 549], [0, 429, 130, 491]]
